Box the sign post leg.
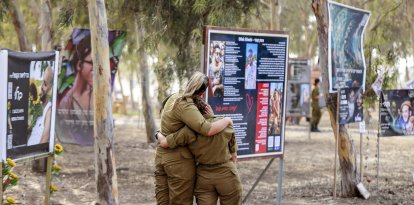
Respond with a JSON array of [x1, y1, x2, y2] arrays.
[[376, 133, 380, 195], [333, 90, 340, 199], [276, 157, 284, 205], [360, 133, 363, 181], [44, 155, 53, 205], [242, 158, 275, 204]]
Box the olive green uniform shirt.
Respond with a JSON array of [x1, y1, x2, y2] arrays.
[[157, 93, 213, 155], [311, 86, 320, 109], [311, 86, 322, 127], [155, 93, 214, 205], [165, 114, 237, 165]]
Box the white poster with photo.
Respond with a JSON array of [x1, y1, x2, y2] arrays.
[[0, 50, 59, 161], [372, 71, 384, 96]]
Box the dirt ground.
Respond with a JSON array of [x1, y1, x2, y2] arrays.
[[9, 110, 414, 204]]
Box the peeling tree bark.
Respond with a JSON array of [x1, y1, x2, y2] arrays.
[[311, 0, 359, 197], [88, 0, 119, 204]]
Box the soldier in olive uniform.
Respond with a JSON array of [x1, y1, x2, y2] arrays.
[[155, 72, 233, 205], [311, 78, 321, 132], [158, 97, 242, 205]]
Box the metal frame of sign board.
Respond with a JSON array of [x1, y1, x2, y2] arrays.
[[286, 58, 312, 118], [0, 50, 8, 161], [0, 50, 59, 161], [203, 26, 289, 159]]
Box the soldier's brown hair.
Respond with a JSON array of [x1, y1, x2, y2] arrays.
[[171, 71, 209, 110]]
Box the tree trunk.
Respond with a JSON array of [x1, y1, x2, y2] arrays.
[[270, 0, 280, 30], [88, 0, 119, 204], [40, 0, 53, 50], [311, 0, 359, 197], [9, 0, 31, 51], [129, 70, 137, 110], [409, 0, 414, 71], [136, 18, 157, 143], [116, 69, 127, 114], [29, 0, 41, 47], [32, 0, 53, 173]]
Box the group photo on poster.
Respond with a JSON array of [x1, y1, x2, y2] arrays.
[[328, 1, 370, 92], [380, 90, 414, 136], [1, 50, 58, 159], [56, 29, 126, 146], [338, 87, 364, 124], [208, 41, 225, 97]]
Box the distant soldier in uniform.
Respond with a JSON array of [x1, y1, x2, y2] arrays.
[[311, 78, 321, 132], [154, 72, 233, 205], [157, 96, 242, 205]]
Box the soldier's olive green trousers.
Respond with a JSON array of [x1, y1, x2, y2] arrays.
[[311, 107, 321, 128], [155, 147, 196, 205], [195, 161, 242, 205]]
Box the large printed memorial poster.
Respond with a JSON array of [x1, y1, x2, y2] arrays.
[[0, 50, 59, 160], [286, 59, 310, 117], [380, 90, 414, 136], [56, 29, 126, 146], [204, 27, 288, 158], [328, 1, 370, 93], [338, 87, 364, 124]]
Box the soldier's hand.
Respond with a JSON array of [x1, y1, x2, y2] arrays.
[[205, 104, 214, 116], [157, 133, 169, 148], [225, 117, 233, 126], [231, 152, 237, 164]]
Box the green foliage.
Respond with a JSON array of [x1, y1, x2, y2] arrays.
[[362, 0, 410, 106], [132, 0, 258, 84], [2, 167, 11, 176], [2, 159, 19, 192], [0, 0, 9, 35], [0, 0, 9, 22], [154, 55, 176, 103]]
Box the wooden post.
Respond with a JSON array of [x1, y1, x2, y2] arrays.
[[333, 90, 340, 199], [360, 132, 363, 181], [44, 155, 53, 205]]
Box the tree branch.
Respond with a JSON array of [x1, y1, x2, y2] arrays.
[[370, 1, 403, 32]]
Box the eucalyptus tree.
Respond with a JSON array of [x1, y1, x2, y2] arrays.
[[88, 0, 119, 203], [8, 0, 31, 51]]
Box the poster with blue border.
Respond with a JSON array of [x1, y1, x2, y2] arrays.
[[328, 1, 371, 93]]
